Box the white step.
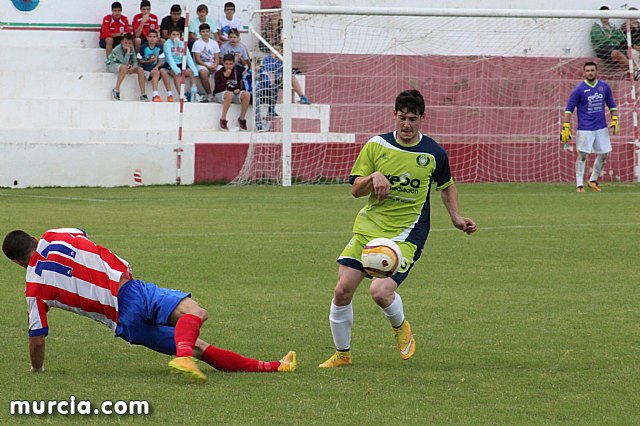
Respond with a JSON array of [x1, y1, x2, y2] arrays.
[[0, 128, 355, 145], [0, 99, 253, 131], [0, 29, 100, 48], [2, 47, 107, 72], [0, 71, 207, 101], [0, 98, 332, 132]]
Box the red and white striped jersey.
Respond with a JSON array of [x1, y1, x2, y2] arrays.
[[25, 228, 131, 337]]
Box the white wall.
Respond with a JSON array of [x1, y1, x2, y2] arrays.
[[0, 0, 259, 29], [0, 143, 194, 188], [284, 0, 636, 11], [281, 1, 640, 56]]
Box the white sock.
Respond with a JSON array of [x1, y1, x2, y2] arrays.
[[191, 85, 197, 92], [167, 91, 173, 96], [329, 301, 353, 351], [152, 91, 159, 97], [590, 154, 607, 182], [576, 156, 586, 187], [381, 292, 405, 328]]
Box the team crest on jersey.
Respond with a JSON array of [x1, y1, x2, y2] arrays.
[[416, 154, 430, 167], [11, 0, 40, 12]]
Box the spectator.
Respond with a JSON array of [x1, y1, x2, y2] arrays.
[[160, 4, 185, 42], [591, 6, 627, 72], [620, 7, 640, 79], [163, 27, 199, 102], [258, 45, 310, 116], [132, 0, 160, 52], [189, 4, 220, 47], [219, 28, 250, 75], [192, 24, 221, 102], [217, 2, 242, 44], [260, 10, 281, 52], [100, 1, 131, 58], [213, 53, 250, 131], [105, 33, 149, 101], [138, 30, 172, 102]]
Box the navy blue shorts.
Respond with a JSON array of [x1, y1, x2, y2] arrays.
[[115, 280, 190, 355], [99, 37, 122, 49]]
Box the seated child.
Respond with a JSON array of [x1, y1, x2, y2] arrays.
[[105, 33, 148, 101], [138, 29, 172, 102]]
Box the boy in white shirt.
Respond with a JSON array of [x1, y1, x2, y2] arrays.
[[192, 23, 221, 102], [217, 2, 242, 43]]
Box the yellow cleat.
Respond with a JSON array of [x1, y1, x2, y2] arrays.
[[277, 351, 297, 372], [576, 186, 585, 193], [394, 320, 416, 360], [318, 350, 352, 368], [587, 181, 601, 192], [168, 356, 207, 383]]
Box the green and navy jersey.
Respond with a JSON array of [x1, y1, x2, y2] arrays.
[[349, 131, 454, 248]]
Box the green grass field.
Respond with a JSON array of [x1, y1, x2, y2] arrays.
[[0, 183, 638, 424]]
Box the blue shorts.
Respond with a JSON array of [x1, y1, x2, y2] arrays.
[[115, 280, 190, 355]]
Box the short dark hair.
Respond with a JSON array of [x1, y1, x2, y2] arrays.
[[199, 23, 210, 32], [112, 2, 122, 10], [222, 53, 235, 62], [170, 4, 181, 13], [2, 230, 36, 264], [148, 29, 158, 36], [140, 1, 151, 8], [600, 5, 609, 10], [584, 61, 598, 69], [122, 32, 133, 41], [197, 4, 208, 13], [228, 28, 240, 37], [395, 90, 425, 116], [169, 27, 182, 35], [224, 2, 236, 10]]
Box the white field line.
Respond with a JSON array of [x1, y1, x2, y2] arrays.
[[92, 222, 640, 238], [0, 193, 113, 202]]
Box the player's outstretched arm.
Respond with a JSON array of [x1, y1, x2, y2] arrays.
[[29, 335, 45, 372], [440, 184, 477, 235]]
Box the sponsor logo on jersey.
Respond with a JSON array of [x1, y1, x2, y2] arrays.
[[398, 256, 410, 273], [416, 154, 430, 167], [385, 172, 421, 189]]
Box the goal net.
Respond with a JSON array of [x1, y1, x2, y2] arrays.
[[232, 7, 640, 185]]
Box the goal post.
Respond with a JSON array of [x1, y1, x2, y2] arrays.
[[232, 6, 640, 185]]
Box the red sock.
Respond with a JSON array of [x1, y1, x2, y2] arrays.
[[174, 314, 203, 357], [200, 345, 280, 372]]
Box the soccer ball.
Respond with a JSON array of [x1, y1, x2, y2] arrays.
[[361, 238, 402, 278]]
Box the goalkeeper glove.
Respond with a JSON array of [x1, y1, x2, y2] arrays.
[[560, 122, 572, 143], [609, 116, 619, 135]]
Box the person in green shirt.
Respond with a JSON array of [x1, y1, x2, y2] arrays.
[[591, 6, 628, 72], [318, 90, 477, 368]]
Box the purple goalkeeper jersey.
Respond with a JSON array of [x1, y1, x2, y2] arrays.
[[565, 80, 617, 131]]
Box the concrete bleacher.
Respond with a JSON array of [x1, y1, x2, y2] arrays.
[[2, 30, 635, 186], [0, 29, 340, 187]]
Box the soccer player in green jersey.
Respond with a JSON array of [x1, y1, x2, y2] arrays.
[[319, 90, 477, 368]]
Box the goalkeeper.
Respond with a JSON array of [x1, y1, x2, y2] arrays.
[[562, 61, 618, 192]]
